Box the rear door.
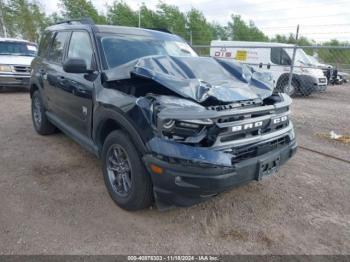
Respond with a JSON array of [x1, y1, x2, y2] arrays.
[[45, 31, 71, 117], [33, 31, 54, 108]]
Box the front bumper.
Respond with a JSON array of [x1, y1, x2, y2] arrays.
[[296, 74, 327, 93], [144, 138, 297, 208], [0, 74, 30, 88]]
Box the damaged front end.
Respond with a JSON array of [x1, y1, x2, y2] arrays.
[[102, 55, 297, 207]]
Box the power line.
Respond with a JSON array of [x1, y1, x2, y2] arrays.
[[261, 24, 350, 30], [177, 0, 293, 10], [254, 12, 350, 22], [300, 31, 350, 35], [236, 0, 350, 15]]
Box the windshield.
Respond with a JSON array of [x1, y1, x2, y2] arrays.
[[0, 42, 37, 57], [284, 48, 311, 65], [100, 35, 198, 69], [307, 55, 319, 65]]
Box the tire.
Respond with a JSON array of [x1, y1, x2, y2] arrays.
[[31, 90, 56, 135], [277, 77, 298, 97], [101, 130, 153, 210], [298, 83, 313, 96]]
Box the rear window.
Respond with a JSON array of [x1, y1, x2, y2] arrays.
[[0, 41, 37, 57]]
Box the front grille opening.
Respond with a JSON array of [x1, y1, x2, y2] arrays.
[[221, 133, 246, 142], [14, 66, 31, 73], [217, 115, 244, 123], [207, 99, 262, 111], [231, 136, 290, 164]]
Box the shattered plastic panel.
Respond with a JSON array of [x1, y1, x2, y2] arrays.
[[147, 137, 233, 167]]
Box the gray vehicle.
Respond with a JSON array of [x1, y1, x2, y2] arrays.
[[0, 38, 37, 90]]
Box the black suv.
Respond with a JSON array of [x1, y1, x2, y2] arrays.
[[30, 19, 297, 210]]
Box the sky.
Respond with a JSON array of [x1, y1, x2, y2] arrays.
[[42, 0, 350, 42]]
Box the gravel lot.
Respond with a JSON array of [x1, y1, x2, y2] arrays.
[[0, 85, 349, 255]]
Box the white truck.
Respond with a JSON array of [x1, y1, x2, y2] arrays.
[[0, 38, 37, 90], [210, 41, 327, 96]]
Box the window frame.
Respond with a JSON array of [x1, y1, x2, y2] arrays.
[[46, 30, 71, 65], [270, 47, 292, 66], [66, 29, 96, 71], [37, 31, 53, 58]]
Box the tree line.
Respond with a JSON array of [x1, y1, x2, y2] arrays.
[[0, 0, 349, 65]]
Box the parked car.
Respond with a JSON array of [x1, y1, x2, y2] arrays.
[[337, 71, 349, 84], [210, 41, 327, 96], [0, 38, 37, 90], [30, 19, 297, 210]]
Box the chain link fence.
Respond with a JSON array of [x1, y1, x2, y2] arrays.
[[192, 43, 350, 97]]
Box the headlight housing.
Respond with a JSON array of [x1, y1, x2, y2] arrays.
[[0, 65, 12, 72], [158, 119, 213, 141]]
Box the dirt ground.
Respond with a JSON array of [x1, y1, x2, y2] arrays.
[[0, 85, 349, 255]]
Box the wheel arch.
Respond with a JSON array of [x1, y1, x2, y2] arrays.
[[29, 83, 39, 98], [94, 109, 148, 157], [276, 73, 300, 90]]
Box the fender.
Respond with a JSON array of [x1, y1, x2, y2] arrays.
[[29, 67, 51, 109], [276, 73, 291, 86], [93, 105, 149, 157]]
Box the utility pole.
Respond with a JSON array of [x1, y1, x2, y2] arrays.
[[287, 24, 300, 93], [138, 6, 141, 28]]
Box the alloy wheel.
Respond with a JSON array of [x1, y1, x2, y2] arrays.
[[33, 96, 42, 127], [106, 144, 133, 197]]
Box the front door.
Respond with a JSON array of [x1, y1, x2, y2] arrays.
[[55, 30, 95, 138]]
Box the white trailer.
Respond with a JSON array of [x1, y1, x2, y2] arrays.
[[210, 40, 327, 96]]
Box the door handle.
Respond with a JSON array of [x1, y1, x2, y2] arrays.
[[56, 76, 66, 86], [39, 68, 47, 76]]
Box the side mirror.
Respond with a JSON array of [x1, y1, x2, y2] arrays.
[[63, 58, 90, 74]]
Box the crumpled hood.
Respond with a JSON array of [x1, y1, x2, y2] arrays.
[[104, 55, 274, 104]]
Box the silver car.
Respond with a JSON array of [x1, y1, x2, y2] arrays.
[[0, 38, 37, 89]]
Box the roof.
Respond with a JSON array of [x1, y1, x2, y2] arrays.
[[0, 37, 36, 45], [46, 23, 180, 41]]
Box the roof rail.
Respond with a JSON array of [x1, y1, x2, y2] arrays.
[[55, 17, 94, 26]]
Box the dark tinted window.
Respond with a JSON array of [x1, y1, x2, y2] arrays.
[[67, 31, 93, 70], [48, 31, 70, 64], [270, 47, 281, 64], [38, 31, 52, 57], [281, 49, 291, 65], [271, 47, 291, 65]]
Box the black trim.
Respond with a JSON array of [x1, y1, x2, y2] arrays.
[[143, 140, 297, 208], [46, 111, 99, 156], [93, 107, 148, 156]]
